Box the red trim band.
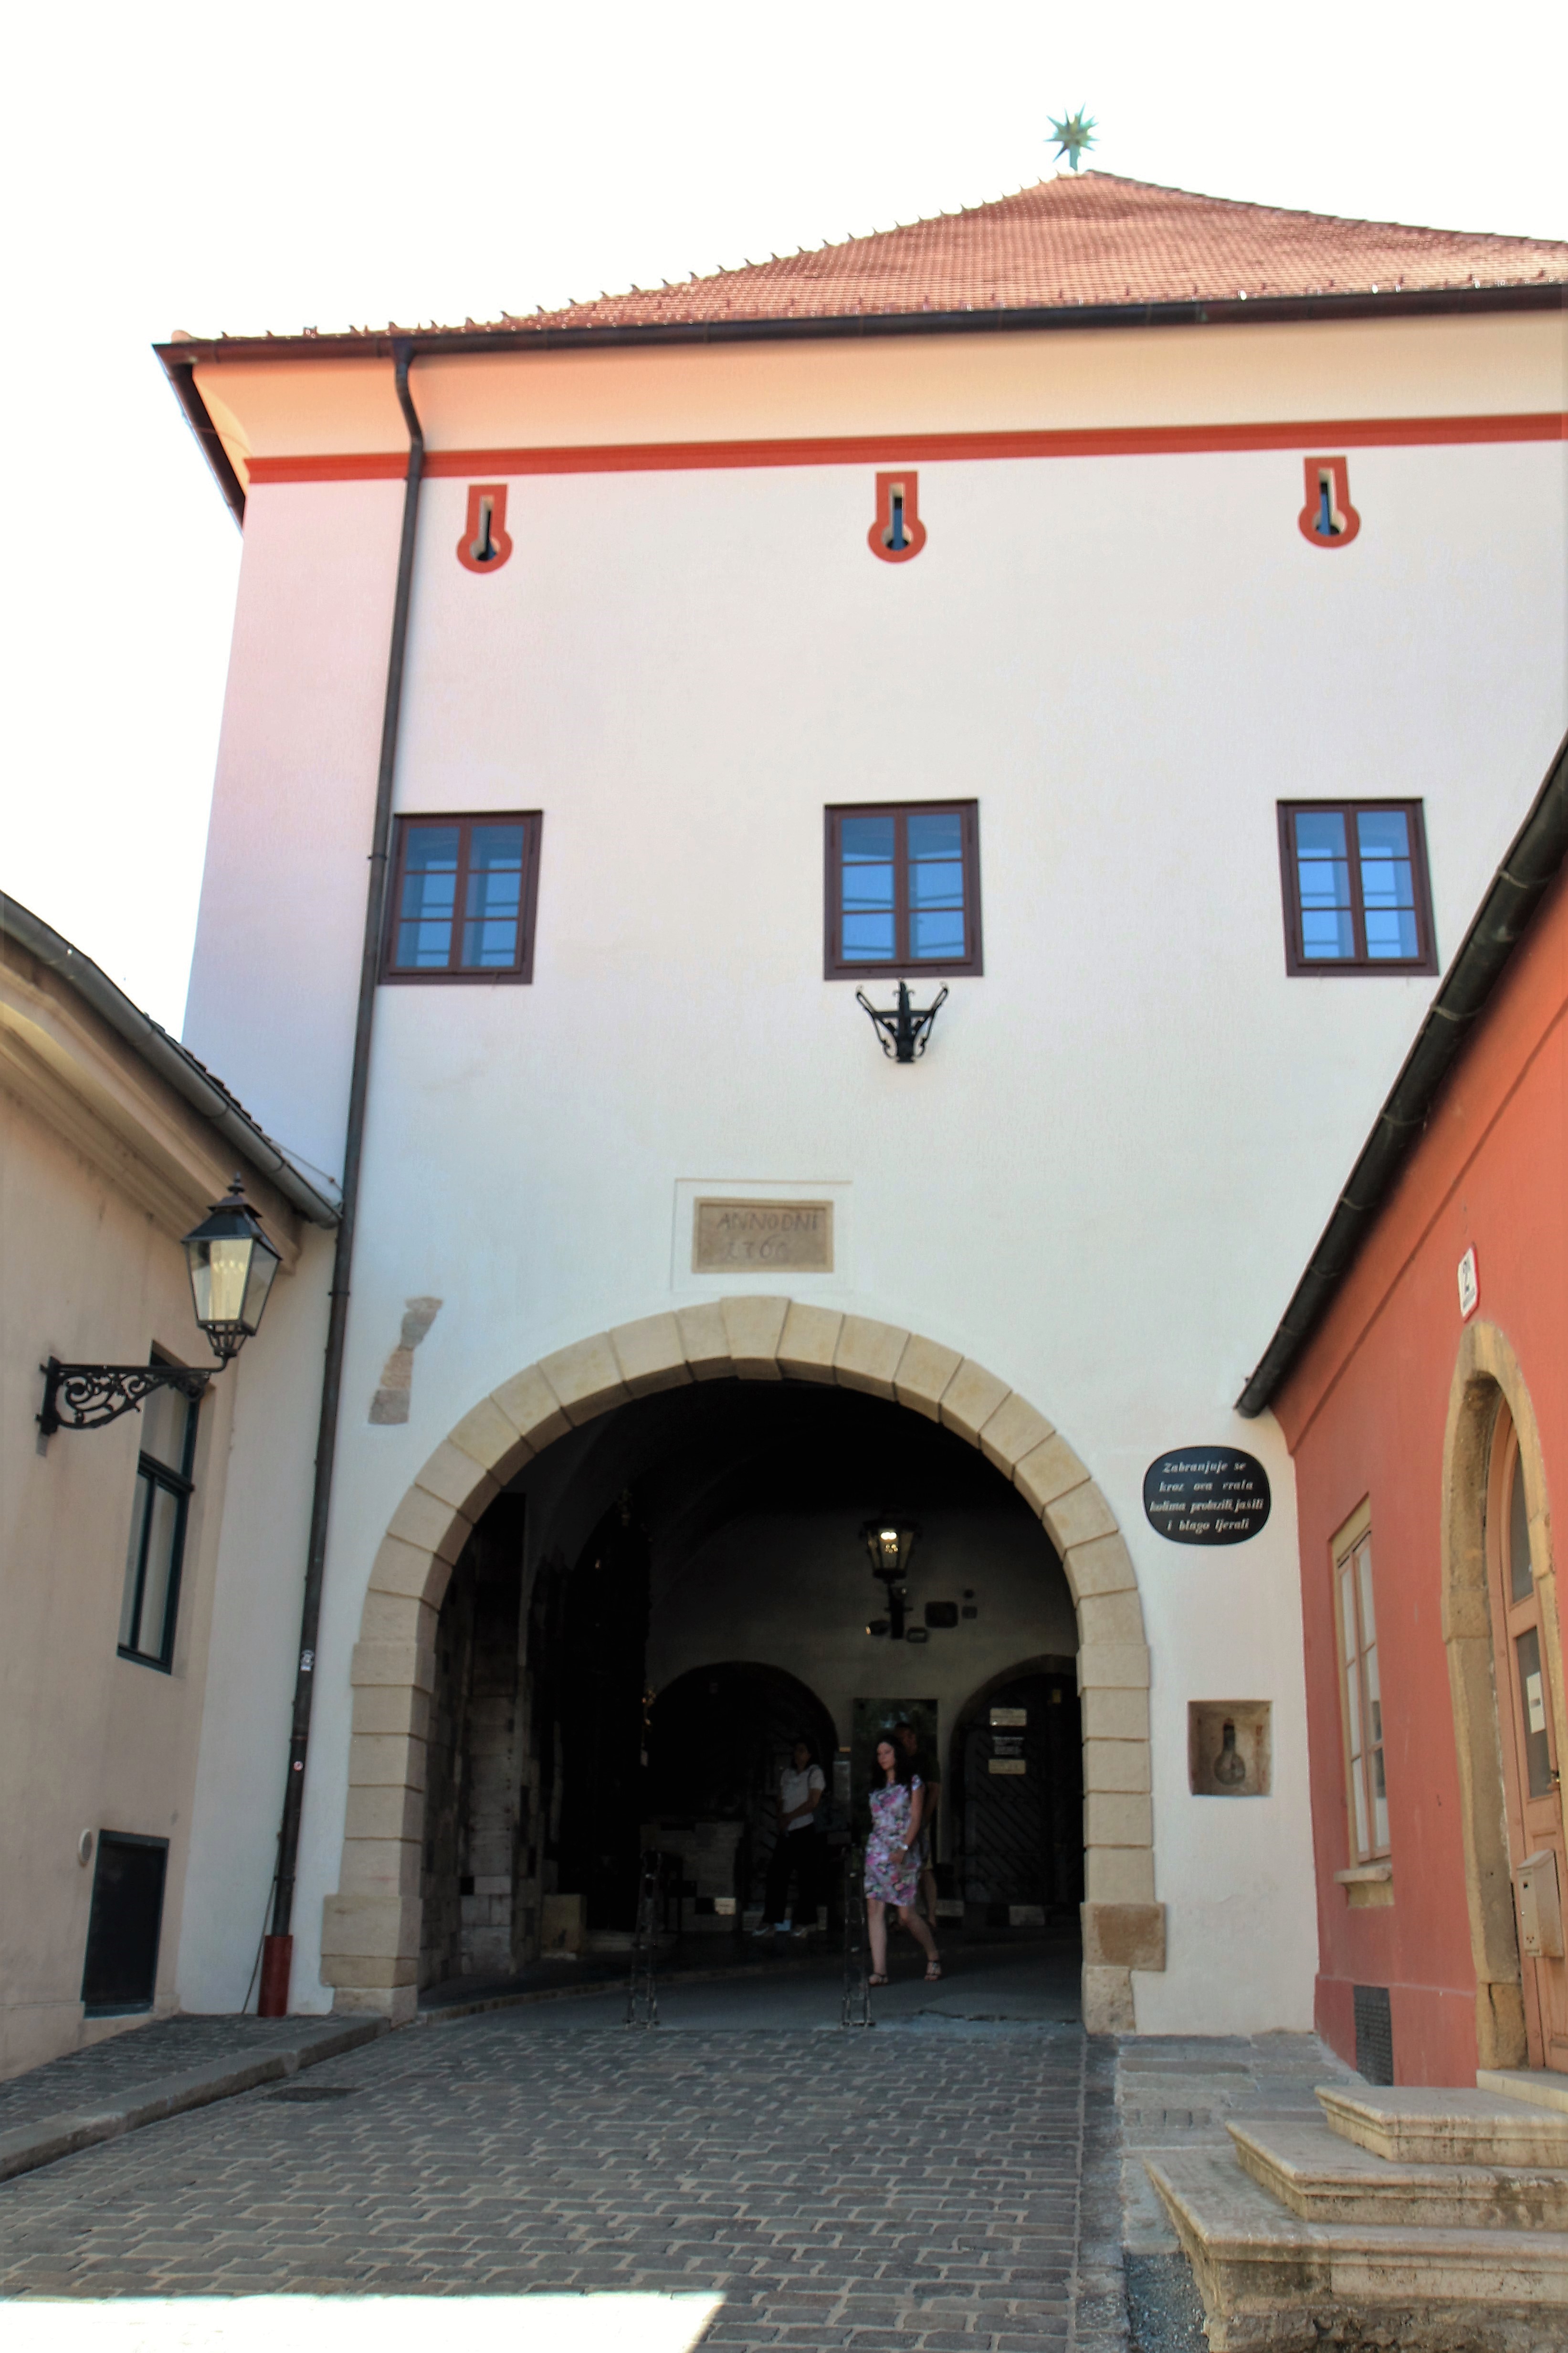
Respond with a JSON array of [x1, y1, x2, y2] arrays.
[[243, 412, 1567, 487]]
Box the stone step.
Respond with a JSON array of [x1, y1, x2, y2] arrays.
[[1480, 2066, 1568, 2117], [1231, 2112, 1568, 2229], [1147, 2146, 1568, 2353], [1319, 2082, 1568, 2167]]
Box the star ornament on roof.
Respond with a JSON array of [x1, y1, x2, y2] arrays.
[[1048, 108, 1097, 172]]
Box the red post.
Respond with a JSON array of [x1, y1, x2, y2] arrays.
[[258, 1932, 293, 2017]]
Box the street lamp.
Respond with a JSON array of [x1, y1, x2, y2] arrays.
[[862, 1518, 919, 1639], [39, 1176, 282, 1435]]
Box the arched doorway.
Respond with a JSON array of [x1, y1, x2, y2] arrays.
[[322, 1299, 1162, 2029], [1443, 1319, 1568, 2069], [951, 1660, 1084, 1929]]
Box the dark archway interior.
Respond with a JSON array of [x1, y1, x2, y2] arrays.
[[420, 1376, 1083, 1987]]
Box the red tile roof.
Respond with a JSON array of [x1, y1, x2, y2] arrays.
[[491, 170, 1567, 333]]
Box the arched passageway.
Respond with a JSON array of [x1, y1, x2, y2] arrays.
[[323, 1300, 1164, 2028]]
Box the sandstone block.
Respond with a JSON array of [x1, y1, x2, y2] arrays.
[[721, 1295, 788, 1378], [1077, 1642, 1151, 1692], [892, 1334, 962, 1422], [413, 1440, 499, 1519], [979, 1393, 1058, 1473], [358, 1592, 438, 1649], [321, 1953, 418, 1990], [366, 1535, 440, 1604], [1085, 1791, 1154, 1847], [1064, 1532, 1139, 1599], [320, 1891, 421, 1964], [350, 1640, 435, 1695], [330, 1983, 418, 2024], [676, 1300, 731, 1380], [538, 1334, 630, 1425], [1085, 1846, 1156, 1904], [939, 1361, 1012, 1447], [348, 1733, 426, 1793], [1082, 1738, 1152, 1794], [1078, 1590, 1148, 1647], [834, 1316, 910, 1398], [450, 1394, 535, 1477], [386, 1484, 469, 1562], [490, 1364, 572, 1451], [1013, 1434, 1087, 1515], [351, 1682, 431, 1740], [344, 1784, 422, 1842], [1044, 1481, 1120, 1553], [1082, 1963, 1137, 2035], [337, 1838, 421, 1899], [610, 1314, 692, 1397], [1081, 1686, 1151, 1742], [1082, 1901, 1167, 1972], [777, 1301, 842, 1383]]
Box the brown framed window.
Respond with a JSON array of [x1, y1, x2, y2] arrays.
[[384, 813, 542, 982], [1278, 800, 1436, 975], [824, 801, 981, 979], [1332, 1503, 1390, 1864]]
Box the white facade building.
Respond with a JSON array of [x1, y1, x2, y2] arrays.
[[165, 172, 1568, 2034]]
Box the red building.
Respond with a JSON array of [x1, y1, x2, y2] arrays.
[[1245, 734, 1568, 2087]]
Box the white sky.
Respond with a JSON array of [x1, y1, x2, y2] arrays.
[[4, 0, 1564, 1037]]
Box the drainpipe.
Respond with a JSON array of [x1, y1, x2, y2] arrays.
[[258, 342, 425, 2015]]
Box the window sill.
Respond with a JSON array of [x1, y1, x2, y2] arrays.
[[1335, 1861, 1394, 1908]]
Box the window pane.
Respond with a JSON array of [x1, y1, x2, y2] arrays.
[[840, 816, 896, 962], [1294, 809, 1354, 960], [139, 1382, 191, 1475], [1356, 1539, 1377, 1647], [1339, 1563, 1357, 1665], [461, 824, 526, 969], [121, 1473, 152, 1649], [1357, 809, 1418, 960], [394, 827, 460, 969], [907, 811, 966, 961], [1516, 1627, 1555, 1799], [1509, 1451, 1534, 1605], [136, 1483, 182, 1660]]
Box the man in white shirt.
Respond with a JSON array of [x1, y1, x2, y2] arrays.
[[754, 1740, 826, 1936]]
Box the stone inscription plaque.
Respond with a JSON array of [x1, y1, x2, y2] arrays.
[[693, 1199, 833, 1273], [1144, 1448, 1271, 1546]]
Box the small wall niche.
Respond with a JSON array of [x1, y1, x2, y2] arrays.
[[1188, 1700, 1272, 1797]]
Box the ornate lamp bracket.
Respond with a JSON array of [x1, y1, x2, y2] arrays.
[[38, 1357, 214, 1438], [855, 981, 948, 1064]]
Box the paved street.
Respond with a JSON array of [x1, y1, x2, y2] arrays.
[[0, 1947, 1126, 2350]]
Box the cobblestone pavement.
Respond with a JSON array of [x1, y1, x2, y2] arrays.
[[0, 2021, 351, 2136], [0, 1992, 1125, 2352]]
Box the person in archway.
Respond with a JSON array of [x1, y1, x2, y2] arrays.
[[865, 1735, 941, 1983], [893, 1718, 942, 1928], [756, 1738, 826, 1937]]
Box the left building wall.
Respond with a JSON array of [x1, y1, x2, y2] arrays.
[[0, 916, 320, 2078]]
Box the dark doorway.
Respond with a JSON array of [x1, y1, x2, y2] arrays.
[[554, 1499, 651, 1931], [648, 1662, 839, 1927], [81, 1832, 168, 2014], [953, 1666, 1083, 1926]]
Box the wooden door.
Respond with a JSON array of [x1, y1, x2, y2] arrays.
[[1488, 1409, 1568, 2069]]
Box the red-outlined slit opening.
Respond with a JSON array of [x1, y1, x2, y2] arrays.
[[1298, 456, 1361, 549], [868, 470, 927, 563], [457, 483, 514, 573]]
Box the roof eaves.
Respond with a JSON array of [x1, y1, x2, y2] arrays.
[[0, 893, 342, 1229]]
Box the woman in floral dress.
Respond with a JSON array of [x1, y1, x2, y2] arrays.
[[864, 1736, 942, 1983]]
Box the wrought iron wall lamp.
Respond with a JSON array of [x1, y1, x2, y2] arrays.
[[862, 1518, 919, 1639], [856, 981, 947, 1063], [39, 1177, 282, 1435]]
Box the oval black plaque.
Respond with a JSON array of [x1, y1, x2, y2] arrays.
[[1143, 1449, 1271, 1546]]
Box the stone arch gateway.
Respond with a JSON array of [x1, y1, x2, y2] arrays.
[[322, 1297, 1165, 2031]]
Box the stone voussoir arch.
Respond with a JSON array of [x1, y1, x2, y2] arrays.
[[323, 1297, 1165, 2033]]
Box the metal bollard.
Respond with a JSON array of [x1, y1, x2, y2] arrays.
[[626, 1852, 660, 2028], [841, 1847, 870, 2029]]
